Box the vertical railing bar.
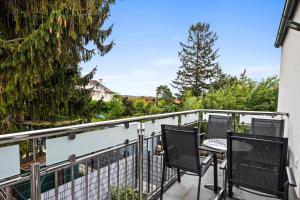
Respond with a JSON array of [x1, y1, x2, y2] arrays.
[[62, 171, 66, 200], [85, 160, 89, 200], [151, 137, 154, 193], [133, 144, 136, 200], [55, 170, 58, 200], [108, 153, 111, 200], [135, 143, 138, 189], [147, 150, 151, 194], [198, 112, 201, 144], [146, 139, 150, 194], [117, 150, 120, 200], [233, 113, 237, 132], [125, 144, 128, 200], [155, 137, 158, 190], [138, 122, 144, 200], [160, 136, 163, 186], [71, 162, 75, 200], [32, 138, 37, 162], [132, 144, 135, 189], [97, 157, 101, 200]]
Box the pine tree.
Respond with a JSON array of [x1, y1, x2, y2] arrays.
[[0, 0, 115, 132], [172, 22, 222, 96]]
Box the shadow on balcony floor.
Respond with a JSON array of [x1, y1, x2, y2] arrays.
[[162, 167, 275, 200]]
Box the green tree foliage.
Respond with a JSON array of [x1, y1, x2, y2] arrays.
[[93, 75, 278, 121], [156, 85, 173, 102], [247, 76, 279, 111], [172, 22, 222, 96], [149, 99, 178, 114], [203, 78, 255, 110], [122, 97, 135, 117], [211, 73, 238, 91], [0, 0, 115, 132], [181, 91, 203, 110], [132, 99, 154, 116], [106, 95, 125, 119], [202, 74, 279, 112]]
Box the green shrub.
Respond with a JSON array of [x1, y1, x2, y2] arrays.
[[110, 187, 147, 200]]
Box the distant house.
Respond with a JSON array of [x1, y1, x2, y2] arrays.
[[86, 79, 114, 101]]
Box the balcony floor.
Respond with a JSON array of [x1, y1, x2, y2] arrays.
[[162, 166, 275, 200]]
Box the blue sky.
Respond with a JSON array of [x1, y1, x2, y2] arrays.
[[80, 0, 285, 96]]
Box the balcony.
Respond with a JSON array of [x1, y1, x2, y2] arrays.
[[0, 109, 293, 200]]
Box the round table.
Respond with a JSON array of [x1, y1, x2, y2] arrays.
[[203, 138, 227, 151], [203, 138, 253, 152]]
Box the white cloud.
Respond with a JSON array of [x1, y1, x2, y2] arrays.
[[153, 56, 180, 66], [102, 75, 130, 80], [226, 65, 279, 79], [246, 67, 275, 76], [145, 81, 162, 86]]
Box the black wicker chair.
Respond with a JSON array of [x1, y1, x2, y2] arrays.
[[251, 118, 285, 137], [204, 115, 232, 139], [160, 124, 214, 200], [199, 115, 231, 154], [225, 131, 296, 200]]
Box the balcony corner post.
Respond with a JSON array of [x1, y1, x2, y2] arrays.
[[30, 162, 41, 200]]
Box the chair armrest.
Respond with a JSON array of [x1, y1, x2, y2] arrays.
[[219, 158, 227, 170], [199, 145, 225, 154], [198, 133, 206, 139], [286, 167, 297, 187], [202, 153, 214, 165]]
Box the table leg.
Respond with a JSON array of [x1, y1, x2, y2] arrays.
[[204, 153, 222, 193], [214, 153, 218, 193]]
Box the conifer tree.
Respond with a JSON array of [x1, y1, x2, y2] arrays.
[[0, 0, 115, 131], [172, 22, 222, 96]]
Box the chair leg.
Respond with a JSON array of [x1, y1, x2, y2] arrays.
[[228, 180, 233, 198], [197, 175, 201, 200], [283, 182, 289, 200], [177, 168, 181, 183], [160, 162, 166, 200]]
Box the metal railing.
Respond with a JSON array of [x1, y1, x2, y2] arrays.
[[0, 109, 289, 200]]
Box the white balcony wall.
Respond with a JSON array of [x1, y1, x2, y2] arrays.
[[277, 1, 300, 196], [181, 113, 199, 125], [0, 145, 20, 180], [144, 117, 179, 136], [46, 124, 138, 165], [202, 113, 231, 121], [239, 114, 279, 124]]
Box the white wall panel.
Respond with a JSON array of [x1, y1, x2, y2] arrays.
[[239, 115, 277, 124], [203, 113, 230, 121], [144, 116, 178, 136], [181, 113, 199, 125], [0, 145, 20, 180], [46, 124, 138, 165]]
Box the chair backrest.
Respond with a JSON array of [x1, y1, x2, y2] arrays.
[[207, 115, 231, 139], [161, 124, 200, 174], [227, 131, 288, 196], [251, 118, 285, 137]]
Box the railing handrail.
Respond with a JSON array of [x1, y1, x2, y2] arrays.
[[0, 109, 288, 144]]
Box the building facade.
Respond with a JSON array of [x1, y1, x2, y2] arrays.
[[276, 0, 300, 197], [87, 79, 114, 101]]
